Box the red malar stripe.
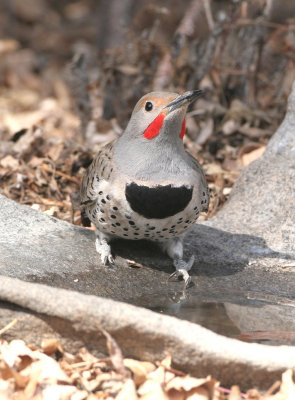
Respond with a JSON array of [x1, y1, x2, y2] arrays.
[[143, 113, 165, 139], [179, 118, 186, 139]]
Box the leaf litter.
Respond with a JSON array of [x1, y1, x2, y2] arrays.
[[0, 326, 295, 400]]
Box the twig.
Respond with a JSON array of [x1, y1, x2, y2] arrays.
[[69, 361, 94, 369], [0, 319, 18, 335], [202, 0, 214, 30], [263, 380, 281, 396], [41, 164, 80, 185], [217, 385, 246, 398]]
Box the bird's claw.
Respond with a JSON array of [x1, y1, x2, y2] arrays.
[[169, 255, 195, 288], [108, 254, 115, 264], [101, 254, 115, 266], [169, 269, 191, 288], [96, 238, 114, 266]]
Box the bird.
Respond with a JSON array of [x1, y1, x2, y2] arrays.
[[80, 90, 209, 286]]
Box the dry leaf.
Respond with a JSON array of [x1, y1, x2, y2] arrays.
[[241, 146, 266, 167], [41, 384, 82, 400], [166, 376, 212, 392], [124, 359, 156, 385], [138, 379, 169, 400], [166, 374, 219, 400], [0, 155, 19, 169], [41, 338, 63, 356], [47, 140, 65, 161], [166, 388, 185, 400], [0, 340, 34, 367], [148, 365, 174, 385], [204, 163, 224, 175], [23, 357, 70, 384], [28, 156, 44, 167], [223, 187, 232, 196], [75, 347, 99, 364], [100, 328, 128, 377], [161, 355, 172, 369], [0, 379, 14, 399], [186, 386, 211, 399], [9, 368, 29, 389], [126, 260, 142, 268], [228, 385, 242, 400], [246, 388, 261, 399], [116, 379, 138, 400], [0, 339, 71, 399], [43, 206, 59, 216], [268, 369, 295, 400], [17, 372, 39, 400], [222, 119, 239, 136], [222, 158, 241, 174], [0, 39, 19, 54], [115, 65, 139, 75], [0, 359, 14, 380]]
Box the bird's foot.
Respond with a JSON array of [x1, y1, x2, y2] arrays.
[[170, 255, 195, 288], [95, 237, 114, 266]]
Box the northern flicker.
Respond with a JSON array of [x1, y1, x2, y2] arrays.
[[80, 90, 209, 286]]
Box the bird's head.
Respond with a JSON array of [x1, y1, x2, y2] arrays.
[[125, 90, 203, 142], [114, 90, 203, 180]]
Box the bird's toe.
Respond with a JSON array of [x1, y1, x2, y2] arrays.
[[169, 269, 192, 288], [108, 254, 115, 265], [95, 237, 114, 266], [170, 255, 195, 287]]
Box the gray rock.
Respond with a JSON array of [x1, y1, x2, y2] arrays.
[[0, 81, 295, 388]]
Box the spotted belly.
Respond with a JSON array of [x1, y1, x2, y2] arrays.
[[86, 183, 205, 241]]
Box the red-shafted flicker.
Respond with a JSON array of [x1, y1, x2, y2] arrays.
[[80, 90, 209, 286]]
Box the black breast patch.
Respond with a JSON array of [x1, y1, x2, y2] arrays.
[[125, 182, 193, 219]]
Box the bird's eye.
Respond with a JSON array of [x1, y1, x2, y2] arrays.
[[145, 101, 153, 111]]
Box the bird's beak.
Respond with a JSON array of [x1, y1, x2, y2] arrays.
[[164, 90, 203, 113]]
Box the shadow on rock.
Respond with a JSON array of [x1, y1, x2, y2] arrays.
[[187, 224, 293, 277], [110, 223, 293, 279]]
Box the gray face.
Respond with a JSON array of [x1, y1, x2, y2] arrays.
[[113, 91, 194, 181], [126, 91, 179, 139]]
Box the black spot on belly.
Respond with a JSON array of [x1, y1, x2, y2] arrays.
[[125, 182, 193, 219]]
